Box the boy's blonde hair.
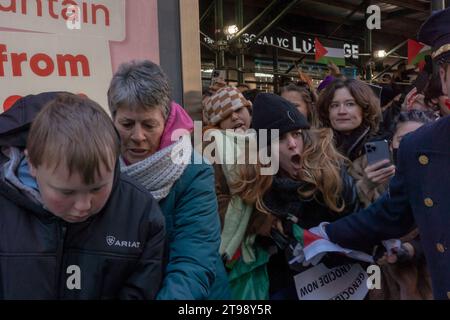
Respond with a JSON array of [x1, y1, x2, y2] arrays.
[[27, 93, 120, 184]]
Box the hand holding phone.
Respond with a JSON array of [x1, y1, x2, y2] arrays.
[[365, 140, 391, 166], [364, 140, 395, 185]]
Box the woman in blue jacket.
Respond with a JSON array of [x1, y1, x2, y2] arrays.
[[107, 60, 229, 300]]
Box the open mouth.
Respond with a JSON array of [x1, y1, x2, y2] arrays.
[[291, 154, 301, 164], [233, 123, 245, 130], [129, 149, 148, 155]]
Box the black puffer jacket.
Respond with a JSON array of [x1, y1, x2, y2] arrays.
[[0, 93, 166, 299]]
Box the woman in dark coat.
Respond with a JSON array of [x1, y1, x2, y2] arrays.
[[316, 79, 395, 207], [230, 93, 361, 299]]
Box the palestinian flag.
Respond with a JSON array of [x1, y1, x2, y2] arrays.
[[408, 39, 431, 69], [290, 225, 374, 265], [315, 38, 346, 67]]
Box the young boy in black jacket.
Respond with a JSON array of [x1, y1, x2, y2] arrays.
[[0, 92, 165, 299]]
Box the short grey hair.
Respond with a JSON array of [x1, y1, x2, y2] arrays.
[[108, 60, 172, 120]]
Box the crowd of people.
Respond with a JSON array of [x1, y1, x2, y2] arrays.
[[0, 7, 450, 300]]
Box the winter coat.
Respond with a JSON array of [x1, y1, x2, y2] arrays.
[[326, 116, 450, 300], [157, 153, 230, 300], [0, 93, 166, 299], [0, 160, 166, 300], [349, 155, 390, 208], [333, 120, 432, 300], [214, 161, 362, 299], [334, 126, 389, 208], [261, 170, 361, 299], [154, 103, 230, 300]]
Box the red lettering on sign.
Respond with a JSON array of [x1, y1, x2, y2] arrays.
[[3, 95, 22, 112], [21, 0, 43, 16], [0, 0, 16, 12], [11, 53, 27, 77], [30, 53, 55, 77], [57, 54, 90, 76], [92, 4, 109, 26], [82, 1, 88, 23], [0, 44, 8, 77], [48, 0, 58, 18], [61, 0, 77, 20], [0, 44, 91, 77], [0, 0, 111, 27]]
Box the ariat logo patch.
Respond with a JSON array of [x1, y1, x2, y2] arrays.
[[106, 236, 140, 248], [106, 236, 115, 246]]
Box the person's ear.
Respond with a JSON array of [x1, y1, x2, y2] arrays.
[[25, 150, 37, 178], [439, 65, 448, 96]]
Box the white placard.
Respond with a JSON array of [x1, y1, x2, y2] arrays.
[[0, 0, 125, 41], [294, 263, 369, 300], [0, 31, 112, 113]]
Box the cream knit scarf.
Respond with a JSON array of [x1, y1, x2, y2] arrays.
[[120, 134, 192, 201], [210, 130, 258, 264]]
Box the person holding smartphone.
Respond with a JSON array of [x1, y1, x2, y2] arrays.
[[307, 8, 450, 300], [316, 79, 396, 207]]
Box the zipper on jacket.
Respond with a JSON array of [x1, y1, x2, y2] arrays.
[[55, 221, 67, 298]]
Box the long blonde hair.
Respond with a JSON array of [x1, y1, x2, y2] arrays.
[[231, 128, 349, 214]]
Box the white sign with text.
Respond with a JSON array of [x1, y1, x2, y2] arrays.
[[0, 0, 125, 41], [0, 31, 112, 112], [294, 263, 369, 300]]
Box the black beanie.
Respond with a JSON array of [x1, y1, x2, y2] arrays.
[[251, 93, 310, 136]]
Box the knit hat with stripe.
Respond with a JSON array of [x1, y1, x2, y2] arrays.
[[203, 87, 252, 125]]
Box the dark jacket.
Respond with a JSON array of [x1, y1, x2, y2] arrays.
[[334, 126, 389, 207], [333, 126, 371, 162], [263, 169, 361, 229], [262, 169, 361, 299], [326, 116, 450, 300], [0, 164, 166, 299], [0, 93, 166, 299], [0, 92, 67, 149]]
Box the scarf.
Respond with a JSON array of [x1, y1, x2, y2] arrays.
[[262, 176, 307, 219], [210, 129, 258, 264], [333, 126, 370, 161], [120, 134, 192, 201]]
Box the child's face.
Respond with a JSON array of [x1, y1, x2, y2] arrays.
[[218, 106, 251, 132], [29, 160, 114, 223]]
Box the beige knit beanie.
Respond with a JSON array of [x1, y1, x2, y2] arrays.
[[203, 86, 252, 126]]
